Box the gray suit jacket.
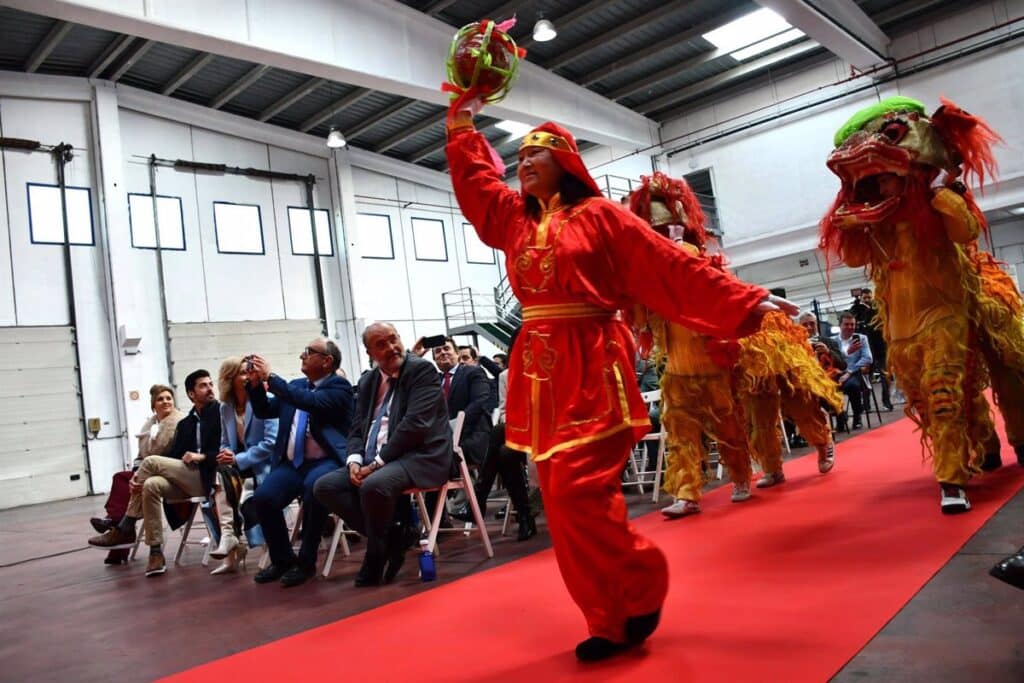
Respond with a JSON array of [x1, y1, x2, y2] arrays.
[[348, 352, 452, 489]]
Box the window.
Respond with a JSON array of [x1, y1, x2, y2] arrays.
[[213, 202, 264, 255], [27, 183, 94, 246], [356, 213, 394, 259], [684, 169, 721, 238], [463, 223, 495, 265], [128, 193, 186, 250], [411, 217, 447, 262], [287, 206, 334, 256]]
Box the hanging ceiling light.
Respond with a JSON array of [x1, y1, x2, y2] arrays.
[[326, 126, 347, 149], [532, 18, 557, 42]]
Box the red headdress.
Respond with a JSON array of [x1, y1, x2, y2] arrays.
[[519, 122, 603, 198], [628, 171, 708, 248]]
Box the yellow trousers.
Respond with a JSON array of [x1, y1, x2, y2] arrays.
[[746, 385, 832, 475], [660, 372, 752, 501]]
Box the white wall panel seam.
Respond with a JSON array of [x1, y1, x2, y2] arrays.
[[186, 125, 213, 322], [264, 145, 289, 320], [0, 116, 20, 325]]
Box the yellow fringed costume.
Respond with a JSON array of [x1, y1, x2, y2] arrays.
[[736, 311, 844, 482], [629, 173, 755, 514], [820, 96, 1024, 512]]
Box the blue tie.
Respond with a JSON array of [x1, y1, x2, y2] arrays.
[[365, 378, 394, 462], [292, 409, 308, 468]]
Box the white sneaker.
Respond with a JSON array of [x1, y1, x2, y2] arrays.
[[940, 484, 971, 514], [731, 482, 752, 502], [817, 443, 835, 474], [661, 499, 700, 518], [756, 471, 786, 488]]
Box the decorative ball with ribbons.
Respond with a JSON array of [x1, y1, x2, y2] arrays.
[[443, 18, 525, 113]]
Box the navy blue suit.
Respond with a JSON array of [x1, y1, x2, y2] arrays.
[[248, 373, 354, 571]]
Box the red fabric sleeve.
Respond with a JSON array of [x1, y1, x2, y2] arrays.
[[602, 201, 769, 339], [446, 127, 525, 251]]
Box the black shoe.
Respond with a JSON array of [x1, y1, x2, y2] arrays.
[[789, 436, 808, 449], [990, 547, 1024, 590], [882, 401, 894, 411], [90, 517, 115, 534], [1015, 444, 1024, 467], [625, 609, 661, 644], [575, 637, 630, 662], [852, 419, 863, 430], [104, 549, 129, 565], [516, 514, 537, 542], [254, 562, 292, 584], [354, 553, 386, 587], [981, 450, 1003, 472], [383, 525, 418, 583], [280, 563, 314, 588]]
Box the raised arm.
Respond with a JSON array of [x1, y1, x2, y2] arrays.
[[607, 204, 769, 339], [446, 118, 525, 251]]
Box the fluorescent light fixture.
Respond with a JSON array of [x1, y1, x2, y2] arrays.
[[1008, 205, 1024, 216], [495, 120, 534, 138], [703, 8, 796, 53], [326, 126, 346, 148], [533, 18, 556, 42], [731, 28, 805, 61]]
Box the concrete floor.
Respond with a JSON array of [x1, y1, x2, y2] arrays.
[[1, 407, 1022, 682]]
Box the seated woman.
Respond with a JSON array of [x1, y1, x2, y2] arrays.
[[210, 357, 278, 575], [90, 384, 185, 564]]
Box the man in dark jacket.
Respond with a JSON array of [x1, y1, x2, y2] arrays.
[[314, 322, 452, 587], [247, 338, 354, 587], [88, 369, 220, 577]]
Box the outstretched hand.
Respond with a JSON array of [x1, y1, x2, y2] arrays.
[[762, 294, 800, 317]]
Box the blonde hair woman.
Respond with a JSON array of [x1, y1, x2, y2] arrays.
[[210, 357, 278, 574], [90, 384, 185, 564]]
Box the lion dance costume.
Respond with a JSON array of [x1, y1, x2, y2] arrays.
[[820, 95, 1024, 513], [735, 313, 844, 486], [629, 173, 757, 515]]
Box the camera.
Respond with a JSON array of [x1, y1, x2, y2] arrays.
[[243, 355, 255, 372], [422, 334, 447, 349]]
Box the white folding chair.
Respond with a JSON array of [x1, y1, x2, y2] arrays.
[[321, 515, 362, 578], [623, 389, 667, 502], [129, 495, 215, 567], [405, 411, 494, 559]]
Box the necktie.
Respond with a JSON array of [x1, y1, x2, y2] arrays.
[[366, 378, 394, 461], [442, 371, 452, 400], [291, 409, 308, 468]]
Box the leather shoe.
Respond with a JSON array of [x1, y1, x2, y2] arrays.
[[383, 524, 418, 583], [355, 552, 386, 587], [517, 514, 537, 542], [88, 527, 135, 548], [575, 637, 630, 662], [981, 450, 1002, 472], [253, 562, 291, 584], [625, 608, 661, 644], [989, 546, 1024, 590], [279, 563, 314, 588], [90, 517, 115, 534]]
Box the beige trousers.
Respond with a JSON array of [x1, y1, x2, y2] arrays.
[[125, 455, 204, 546]]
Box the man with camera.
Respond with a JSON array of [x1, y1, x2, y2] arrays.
[[245, 338, 354, 587], [832, 311, 874, 429]]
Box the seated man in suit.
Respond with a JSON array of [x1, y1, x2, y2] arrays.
[[246, 338, 354, 588], [314, 322, 452, 587], [434, 338, 492, 466], [832, 311, 874, 429], [88, 369, 221, 578]]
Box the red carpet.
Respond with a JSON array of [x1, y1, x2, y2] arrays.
[[162, 418, 1024, 682]]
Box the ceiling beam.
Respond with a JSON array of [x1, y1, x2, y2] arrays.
[[756, 0, 889, 70], [87, 34, 133, 79], [373, 111, 447, 154], [160, 52, 214, 95], [544, 0, 690, 71], [423, 0, 459, 14], [643, 40, 820, 119], [344, 99, 417, 140], [607, 48, 725, 100], [578, 5, 751, 86], [516, 0, 610, 51], [299, 87, 372, 132], [407, 120, 500, 164], [258, 76, 327, 121], [25, 20, 72, 73], [210, 64, 270, 109], [107, 39, 154, 82]]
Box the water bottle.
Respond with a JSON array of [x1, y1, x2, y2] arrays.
[[418, 539, 436, 582]]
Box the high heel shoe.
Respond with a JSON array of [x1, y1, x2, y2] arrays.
[[209, 532, 238, 560], [210, 543, 247, 575]]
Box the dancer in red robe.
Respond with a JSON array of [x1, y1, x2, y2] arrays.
[[446, 105, 794, 660]]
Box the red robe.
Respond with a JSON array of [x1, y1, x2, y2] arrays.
[[447, 127, 768, 461]]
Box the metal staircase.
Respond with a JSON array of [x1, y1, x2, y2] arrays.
[[442, 274, 520, 349]]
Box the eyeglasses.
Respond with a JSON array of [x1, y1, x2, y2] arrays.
[[302, 347, 329, 358]]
